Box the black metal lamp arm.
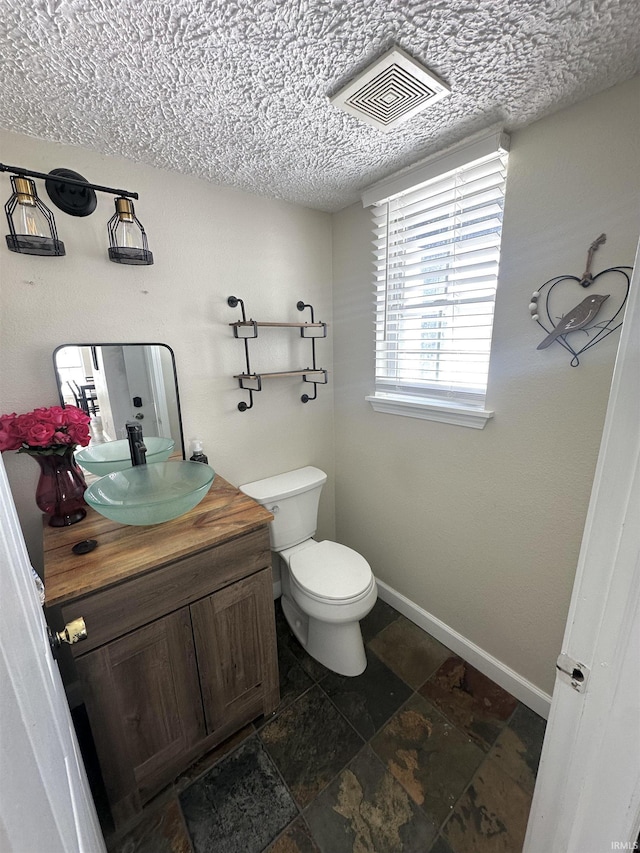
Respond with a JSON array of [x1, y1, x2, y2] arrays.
[[0, 163, 138, 200]]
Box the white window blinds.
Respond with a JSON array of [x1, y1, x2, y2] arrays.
[[371, 145, 508, 407]]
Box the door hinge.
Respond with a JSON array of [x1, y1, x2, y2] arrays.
[[556, 653, 590, 692]]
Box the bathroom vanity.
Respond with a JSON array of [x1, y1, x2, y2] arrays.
[[43, 475, 279, 828]]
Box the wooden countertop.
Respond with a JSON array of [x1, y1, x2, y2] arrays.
[[43, 475, 273, 608]]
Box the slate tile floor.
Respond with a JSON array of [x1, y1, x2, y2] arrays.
[[104, 599, 546, 853]]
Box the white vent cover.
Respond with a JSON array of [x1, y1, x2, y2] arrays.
[[330, 46, 450, 132]]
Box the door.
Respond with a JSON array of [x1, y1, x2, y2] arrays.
[[524, 237, 640, 850], [122, 345, 160, 436], [191, 569, 280, 734], [75, 607, 205, 825], [0, 454, 106, 853], [144, 345, 172, 439]]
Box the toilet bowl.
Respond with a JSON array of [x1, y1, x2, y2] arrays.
[[240, 467, 377, 676]]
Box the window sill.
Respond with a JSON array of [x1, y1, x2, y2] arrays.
[[365, 394, 494, 429]]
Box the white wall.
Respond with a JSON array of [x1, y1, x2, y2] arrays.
[[332, 76, 640, 696], [0, 131, 335, 574]]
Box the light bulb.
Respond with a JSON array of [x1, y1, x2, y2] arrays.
[[16, 198, 50, 238], [114, 218, 143, 249]]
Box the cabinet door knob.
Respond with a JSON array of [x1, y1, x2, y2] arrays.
[[50, 617, 88, 649]]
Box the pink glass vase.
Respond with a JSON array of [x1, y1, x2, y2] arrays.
[[32, 447, 87, 527]]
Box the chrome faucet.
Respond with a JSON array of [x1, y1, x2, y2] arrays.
[[126, 422, 147, 466]]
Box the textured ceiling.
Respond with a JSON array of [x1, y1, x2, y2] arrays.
[[0, 0, 639, 212]]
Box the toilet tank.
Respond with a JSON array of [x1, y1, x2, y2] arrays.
[[240, 466, 327, 550]]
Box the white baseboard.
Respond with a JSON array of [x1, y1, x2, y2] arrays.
[[376, 579, 552, 720]]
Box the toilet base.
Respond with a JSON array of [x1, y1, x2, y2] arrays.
[[281, 593, 368, 677]]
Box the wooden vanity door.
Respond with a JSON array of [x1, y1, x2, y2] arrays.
[[191, 568, 279, 736], [75, 607, 205, 825]]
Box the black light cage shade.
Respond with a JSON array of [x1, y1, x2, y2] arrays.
[[5, 175, 65, 256], [107, 197, 154, 266]]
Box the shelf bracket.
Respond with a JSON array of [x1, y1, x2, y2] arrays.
[[228, 296, 328, 410], [297, 302, 325, 403], [227, 296, 255, 411]]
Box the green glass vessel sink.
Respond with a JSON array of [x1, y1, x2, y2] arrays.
[[84, 461, 215, 525], [75, 437, 175, 475]]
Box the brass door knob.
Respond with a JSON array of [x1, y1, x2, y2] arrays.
[[50, 617, 88, 649]]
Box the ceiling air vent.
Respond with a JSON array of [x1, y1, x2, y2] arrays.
[[330, 46, 450, 132]]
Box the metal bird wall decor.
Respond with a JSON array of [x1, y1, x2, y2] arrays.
[[529, 234, 631, 366]]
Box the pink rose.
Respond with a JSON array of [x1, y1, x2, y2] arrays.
[[0, 429, 21, 451], [35, 406, 66, 426], [63, 406, 91, 426], [67, 423, 91, 446], [53, 430, 73, 445], [0, 415, 21, 452], [0, 413, 17, 433], [15, 413, 37, 424], [25, 422, 56, 447], [14, 412, 38, 440]]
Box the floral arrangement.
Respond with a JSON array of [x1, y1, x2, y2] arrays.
[[0, 405, 91, 455]]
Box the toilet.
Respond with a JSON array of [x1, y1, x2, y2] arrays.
[[240, 466, 377, 676]]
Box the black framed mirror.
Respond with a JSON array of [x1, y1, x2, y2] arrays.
[[53, 343, 185, 457]]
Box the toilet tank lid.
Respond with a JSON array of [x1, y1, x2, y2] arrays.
[[240, 466, 327, 504]]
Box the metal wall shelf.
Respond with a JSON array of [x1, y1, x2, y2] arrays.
[[228, 296, 328, 411]]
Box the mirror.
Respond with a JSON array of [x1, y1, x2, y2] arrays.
[[53, 343, 185, 457]]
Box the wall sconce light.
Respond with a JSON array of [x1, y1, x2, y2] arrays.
[[5, 175, 65, 256], [0, 163, 153, 265], [107, 197, 153, 265]]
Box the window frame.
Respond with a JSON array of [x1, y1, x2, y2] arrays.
[[362, 130, 509, 428]]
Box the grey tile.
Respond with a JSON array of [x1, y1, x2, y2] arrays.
[[274, 599, 331, 682], [294, 646, 331, 683], [179, 735, 297, 853], [265, 817, 320, 852], [321, 648, 412, 739], [369, 615, 451, 689], [371, 693, 485, 826], [419, 657, 518, 750], [174, 725, 255, 792], [509, 703, 546, 767], [108, 798, 192, 853], [260, 684, 364, 808], [442, 757, 532, 853], [276, 644, 315, 711], [489, 702, 546, 794], [361, 597, 401, 643], [305, 746, 437, 853], [254, 646, 315, 731], [428, 837, 455, 853]]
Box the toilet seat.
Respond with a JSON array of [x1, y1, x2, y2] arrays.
[[289, 540, 373, 602]]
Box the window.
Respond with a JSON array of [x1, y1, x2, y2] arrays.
[[54, 345, 87, 406], [363, 132, 509, 428]]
